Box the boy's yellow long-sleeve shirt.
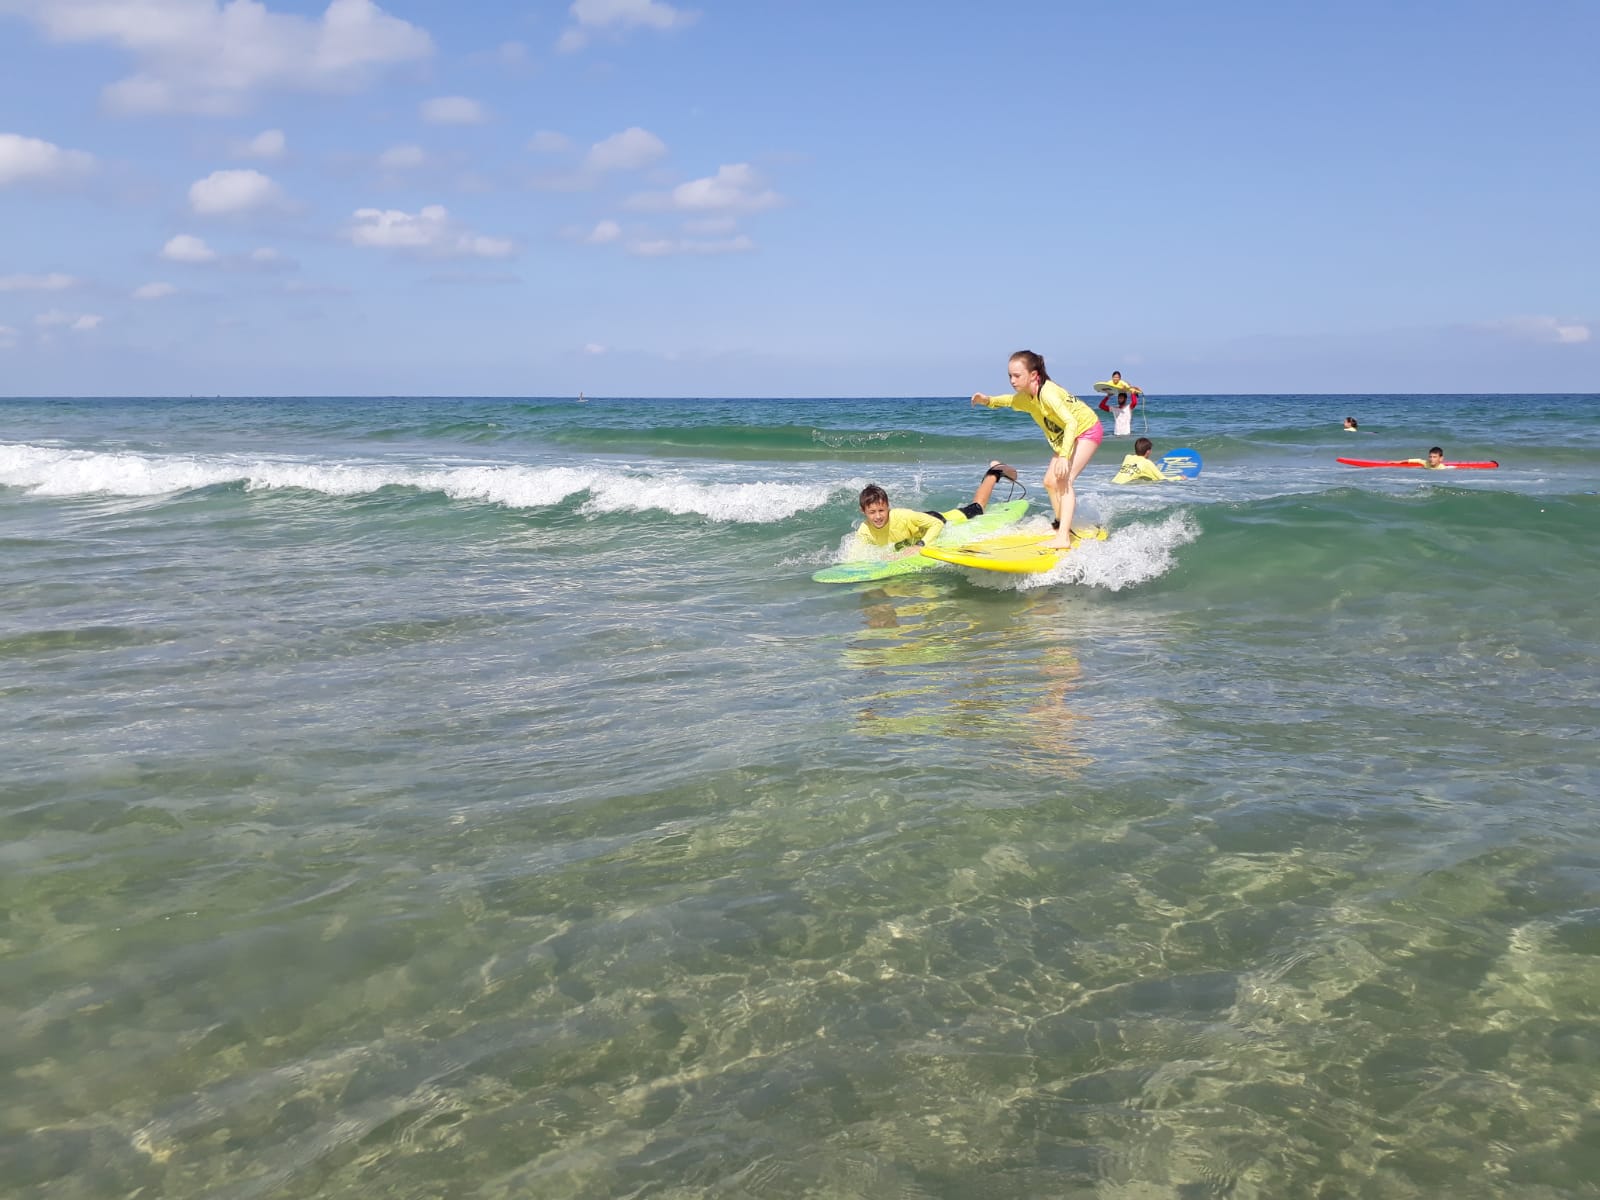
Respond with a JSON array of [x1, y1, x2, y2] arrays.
[[855, 508, 944, 552]]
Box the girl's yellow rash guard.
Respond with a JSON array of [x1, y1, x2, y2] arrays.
[[978, 379, 1098, 455]]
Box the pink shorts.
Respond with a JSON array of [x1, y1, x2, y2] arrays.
[[1076, 421, 1104, 447]]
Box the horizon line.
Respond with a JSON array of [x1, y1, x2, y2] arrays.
[[5, 392, 1594, 401]]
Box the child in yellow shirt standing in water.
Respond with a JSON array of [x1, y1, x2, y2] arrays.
[[971, 349, 1102, 549], [855, 462, 1019, 556], [1112, 437, 1184, 483]]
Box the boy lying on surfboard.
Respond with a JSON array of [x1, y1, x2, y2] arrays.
[[855, 462, 1020, 558]]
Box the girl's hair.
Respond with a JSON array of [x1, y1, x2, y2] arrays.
[[1008, 350, 1048, 382], [858, 483, 889, 509], [1134, 437, 1153, 456]]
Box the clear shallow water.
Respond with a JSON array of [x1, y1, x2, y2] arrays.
[[3, 393, 1598, 1198]]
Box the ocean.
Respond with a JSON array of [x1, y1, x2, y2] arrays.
[[3, 392, 1597, 1198]]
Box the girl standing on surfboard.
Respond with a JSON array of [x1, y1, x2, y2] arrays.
[[971, 350, 1102, 549]]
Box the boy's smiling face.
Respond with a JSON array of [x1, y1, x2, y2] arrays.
[[861, 498, 890, 529]]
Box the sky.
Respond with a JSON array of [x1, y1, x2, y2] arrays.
[[0, 0, 1596, 397]]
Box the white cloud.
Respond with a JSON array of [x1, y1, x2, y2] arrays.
[[557, 0, 698, 53], [4, 0, 434, 115], [347, 204, 514, 259], [155, 236, 294, 271], [0, 132, 95, 186], [584, 219, 621, 244], [584, 126, 666, 172], [628, 163, 782, 213], [36, 309, 103, 331], [527, 130, 570, 153], [189, 168, 285, 215], [161, 234, 219, 263], [0, 272, 77, 291], [673, 164, 780, 211], [532, 129, 669, 192], [236, 128, 286, 159], [378, 143, 427, 169], [583, 342, 607, 355], [1479, 315, 1591, 345], [628, 233, 754, 257], [496, 40, 528, 65], [421, 96, 487, 125], [0, 324, 18, 348], [133, 281, 177, 299]]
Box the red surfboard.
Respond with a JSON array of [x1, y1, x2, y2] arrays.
[[1337, 458, 1499, 469]]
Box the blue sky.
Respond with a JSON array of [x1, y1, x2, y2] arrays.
[[1, 0, 1595, 397]]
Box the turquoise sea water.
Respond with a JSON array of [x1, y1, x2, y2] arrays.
[[3, 392, 1598, 1199]]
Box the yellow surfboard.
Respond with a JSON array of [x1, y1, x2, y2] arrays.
[[920, 525, 1108, 574], [1093, 380, 1140, 395]]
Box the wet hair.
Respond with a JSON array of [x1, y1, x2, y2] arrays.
[[1134, 436, 1153, 456], [1008, 350, 1049, 383], [1345, 417, 1358, 428], [858, 483, 889, 509], [1429, 446, 1443, 456]]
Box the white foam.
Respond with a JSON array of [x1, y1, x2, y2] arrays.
[[0, 440, 845, 523], [0, 442, 596, 507], [0, 442, 240, 496], [1015, 511, 1200, 592], [783, 542, 854, 568], [810, 428, 896, 447], [579, 474, 839, 523], [242, 460, 420, 497], [415, 465, 591, 509]]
